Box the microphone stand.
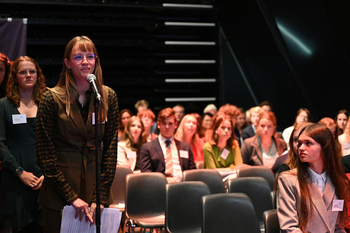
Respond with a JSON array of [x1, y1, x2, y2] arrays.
[[94, 97, 101, 233]]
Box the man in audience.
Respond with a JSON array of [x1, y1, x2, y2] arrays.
[[259, 100, 273, 112], [241, 106, 263, 141], [203, 103, 217, 115], [173, 104, 185, 124], [139, 107, 196, 182], [134, 99, 149, 112]]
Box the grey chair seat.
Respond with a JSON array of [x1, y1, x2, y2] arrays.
[[132, 215, 165, 228]]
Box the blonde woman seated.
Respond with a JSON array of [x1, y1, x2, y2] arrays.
[[241, 112, 287, 169], [117, 116, 147, 171], [175, 114, 205, 163], [203, 114, 243, 171]]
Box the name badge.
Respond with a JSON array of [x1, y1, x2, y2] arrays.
[[127, 151, 137, 159], [92, 113, 106, 125], [12, 114, 27, 124], [332, 200, 344, 211], [179, 150, 189, 159], [220, 148, 230, 160]]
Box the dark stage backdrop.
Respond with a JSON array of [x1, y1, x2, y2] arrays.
[[218, 0, 350, 129], [0, 18, 27, 61]]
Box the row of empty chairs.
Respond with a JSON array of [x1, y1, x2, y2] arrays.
[[111, 166, 280, 233]]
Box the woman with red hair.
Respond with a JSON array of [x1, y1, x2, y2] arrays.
[[203, 114, 243, 170], [0, 56, 46, 232], [241, 111, 287, 169]]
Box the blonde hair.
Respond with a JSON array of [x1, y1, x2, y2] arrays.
[[175, 114, 202, 156], [249, 106, 263, 116], [122, 116, 147, 150], [53, 36, 107, 121]]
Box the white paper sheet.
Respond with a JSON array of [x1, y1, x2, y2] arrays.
[[60, 205, 122, 233]]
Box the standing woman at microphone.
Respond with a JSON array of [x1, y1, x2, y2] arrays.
[[36, 36, 119, 233]]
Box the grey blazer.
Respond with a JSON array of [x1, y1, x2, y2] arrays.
[[277, 170, 346, 233]]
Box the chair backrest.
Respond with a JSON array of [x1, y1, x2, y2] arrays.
[[166, 181, 210, 233], [125, 172, 167, 219], [236, 166, 275, 190], [227, 177, 273, 224], [202, 193, 261, 233], [110, 165, 133, 206], [182, 169, 225, 194], [263, 209, 280, 233]]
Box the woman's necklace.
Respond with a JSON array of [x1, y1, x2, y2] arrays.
[[79, 97, 88, 107]]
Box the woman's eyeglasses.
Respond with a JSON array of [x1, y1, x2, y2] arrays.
[[18, 70, 37, 76], [72, 54, 97, 64]]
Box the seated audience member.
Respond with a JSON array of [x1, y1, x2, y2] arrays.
[[137, 109, 158, 142], [245, 109, 252, 127], [134, 99, 149, 112], [339, 119, 350, 157], [276, 123, 350, 232], [318, 117, 338, 138], [139, 108, 196, 182], [241, 112, 287, 169], [203, 103, 217, 116], [235, 107, 247, 146], [241, 106, 263, 141], [175, 114, 205, 164], [341, 155, 350, 174], [259, 100, 273, 112], [318, 117, 341, 160], [0, 53, 11, 98], [277, 122, 313, 174], [173, 104, 185, 125], [203, 114, 243, 170], [199, 112, 213, 139], [192, 113, 202, 135], [118, 109, 133, 141], [282, 108, 311, 148], [206, 104, 241, 144], [335, 110, 349, 135], [135, 99, 158, 134], [117, 116, 147, 171]]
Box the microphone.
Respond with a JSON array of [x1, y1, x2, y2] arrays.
[[86, 74, 101, 101]]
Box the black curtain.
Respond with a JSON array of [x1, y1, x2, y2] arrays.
[[0, 18, 27, 61]]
